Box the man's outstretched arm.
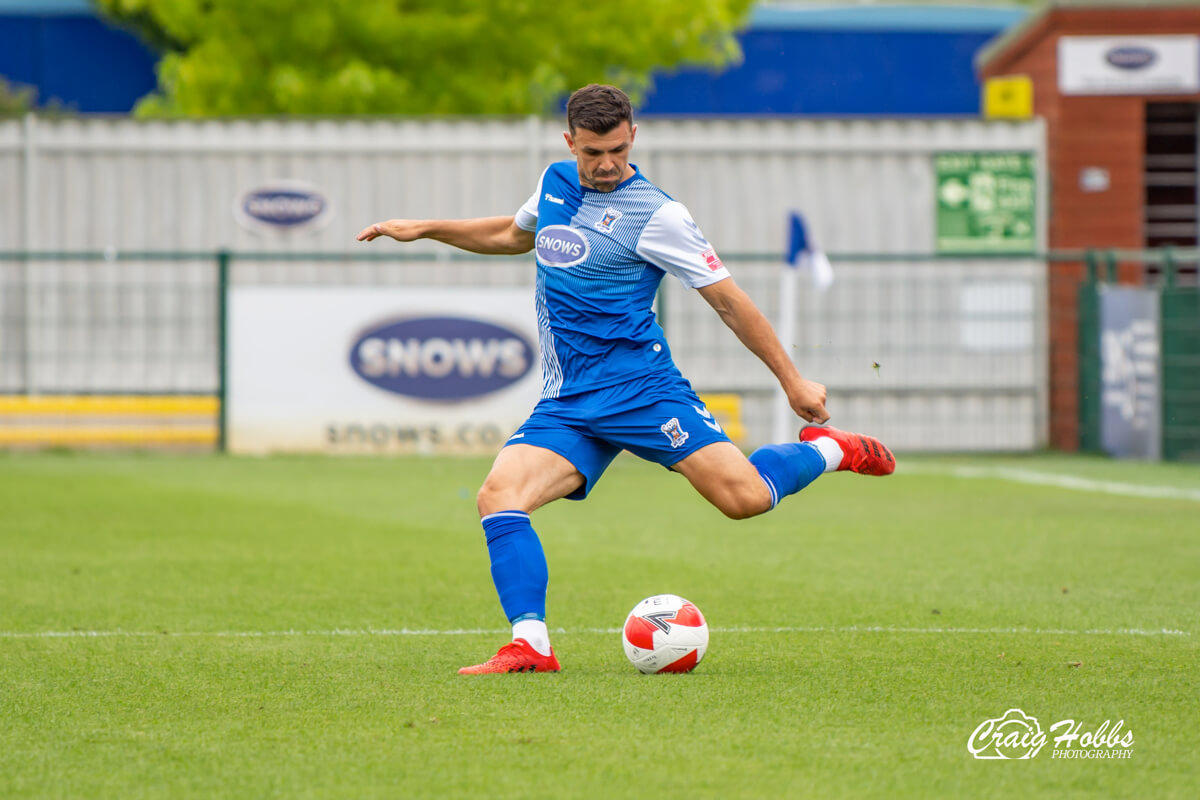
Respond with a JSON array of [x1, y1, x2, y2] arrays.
[[696, 277, 830, 424], [356, 216, 535, 255]]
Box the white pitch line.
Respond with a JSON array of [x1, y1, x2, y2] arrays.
[[905, 464, 1200, 503], [0, 625, 1188, 639]]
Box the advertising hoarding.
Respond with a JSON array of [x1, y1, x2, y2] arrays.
[[228, 286, 540, 454]]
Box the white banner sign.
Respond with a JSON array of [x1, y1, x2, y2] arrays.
[[1059, 35, 1200, 95], [227, 286, 540, 454]]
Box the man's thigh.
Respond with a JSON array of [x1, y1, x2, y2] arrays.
[[503, 402, 623, 501], [669, 440, 772, 518], [477, 444, 588, 516]]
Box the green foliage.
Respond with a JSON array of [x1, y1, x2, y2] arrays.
[[0, 78, 77, 117], [92, 0, 755, 116], [0, 77, 34, 115]]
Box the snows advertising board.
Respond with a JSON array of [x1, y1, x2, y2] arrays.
[[227, 287, 540, 454]]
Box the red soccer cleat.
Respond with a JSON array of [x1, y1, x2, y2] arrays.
[[800, 425, 896, 476], [457, 638, 562, 675]]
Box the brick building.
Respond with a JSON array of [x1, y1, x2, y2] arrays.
[[979, 0, 1200, 450]]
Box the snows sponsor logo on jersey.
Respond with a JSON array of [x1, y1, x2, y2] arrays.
[[350, 317, 535, 400], [535, 225, 589, 268], [701, 248, 724, 271], [594, 207, 623, 232], [660, 418, 690, 448], [544, 193, 565, 205]]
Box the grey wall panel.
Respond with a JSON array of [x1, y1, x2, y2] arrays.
[[2, 115, 1045, 256]]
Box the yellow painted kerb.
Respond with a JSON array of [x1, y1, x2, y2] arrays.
[[0, 395, 219, 415], [0, 427, 218, 445]]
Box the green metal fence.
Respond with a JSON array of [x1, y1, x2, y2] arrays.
[[1, 249, 1056, 453], [1077, 248, 1200, 462], [7, 247, 1194, 456], [1162, 284, 1200, 461]]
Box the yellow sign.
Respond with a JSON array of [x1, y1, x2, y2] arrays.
[[983, 75, 1033, 120], [698, 393, 746, 444]]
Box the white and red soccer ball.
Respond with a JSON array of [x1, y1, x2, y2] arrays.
[[622, 594, 709, 674]]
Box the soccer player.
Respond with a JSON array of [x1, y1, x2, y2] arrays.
[[357, 84, 894, 674]]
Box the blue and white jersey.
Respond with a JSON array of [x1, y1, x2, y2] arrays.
[[514, 160, 730, 399]]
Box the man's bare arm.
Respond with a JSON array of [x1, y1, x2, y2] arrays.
[[356, 216, 535, 255], [696, 277, 830, 424]]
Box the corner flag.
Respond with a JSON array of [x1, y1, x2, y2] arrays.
[[786, 212, 834, 291]]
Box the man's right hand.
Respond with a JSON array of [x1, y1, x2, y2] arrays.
[[788, 378, 830, 424], [356, 216, 533, 255], [356, 220, 424, 242]]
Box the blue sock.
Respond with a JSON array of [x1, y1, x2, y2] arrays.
[[481, 511, 548, 624], [748, 442, 827, 510]]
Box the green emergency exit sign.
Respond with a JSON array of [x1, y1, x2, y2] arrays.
[[935, 152, 1036, 254]]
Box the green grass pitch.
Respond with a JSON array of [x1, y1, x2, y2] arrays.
[[1, 451, 1197, 799]]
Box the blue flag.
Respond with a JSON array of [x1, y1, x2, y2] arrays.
[[786, 212, 833, 291]]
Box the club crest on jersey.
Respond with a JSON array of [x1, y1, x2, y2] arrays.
[[535, 224, 589, 268], [660, 418, 690, 449], [594, 207, 623, 232]]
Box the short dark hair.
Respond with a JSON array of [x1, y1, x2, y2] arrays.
[[566, 84, 633, 135]]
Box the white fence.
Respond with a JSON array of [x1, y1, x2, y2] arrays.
[[0, 115, 1048, 451]]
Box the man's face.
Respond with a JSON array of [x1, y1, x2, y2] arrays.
[[565, 122, 637, 192]]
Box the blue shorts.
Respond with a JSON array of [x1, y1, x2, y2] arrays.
[[505, 373, 732, 500]]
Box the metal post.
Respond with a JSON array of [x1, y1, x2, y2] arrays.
[[772, 263, 799, 444], [216, 250, 231, 452], [526, 114, 542, 186], [1162, 246, 1176, 289], [1104, 249, 1118, 283], [20, 112, 37, 395], [1084, 249, 1097, 284]]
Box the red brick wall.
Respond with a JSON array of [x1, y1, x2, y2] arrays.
[[981, 8, 1200, 449]]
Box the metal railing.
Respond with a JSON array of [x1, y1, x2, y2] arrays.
[[3, 247, 1190, 452]]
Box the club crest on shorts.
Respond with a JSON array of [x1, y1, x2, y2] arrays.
[[595, 207, 623, 232], [660, 417, 689, 449]]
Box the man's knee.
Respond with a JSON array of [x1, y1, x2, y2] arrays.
[[476, 477, 512, 518], [712, 482, 773, 520]]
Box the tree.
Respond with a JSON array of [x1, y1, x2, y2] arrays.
[[0, 78, 34, 115], [93, 0, 755, 116]]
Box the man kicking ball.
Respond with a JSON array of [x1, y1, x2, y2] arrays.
[[357, 83, 894, 674]]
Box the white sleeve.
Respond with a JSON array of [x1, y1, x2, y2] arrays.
[[514, 169, 546, 232], [635, 201, 731, 289]]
